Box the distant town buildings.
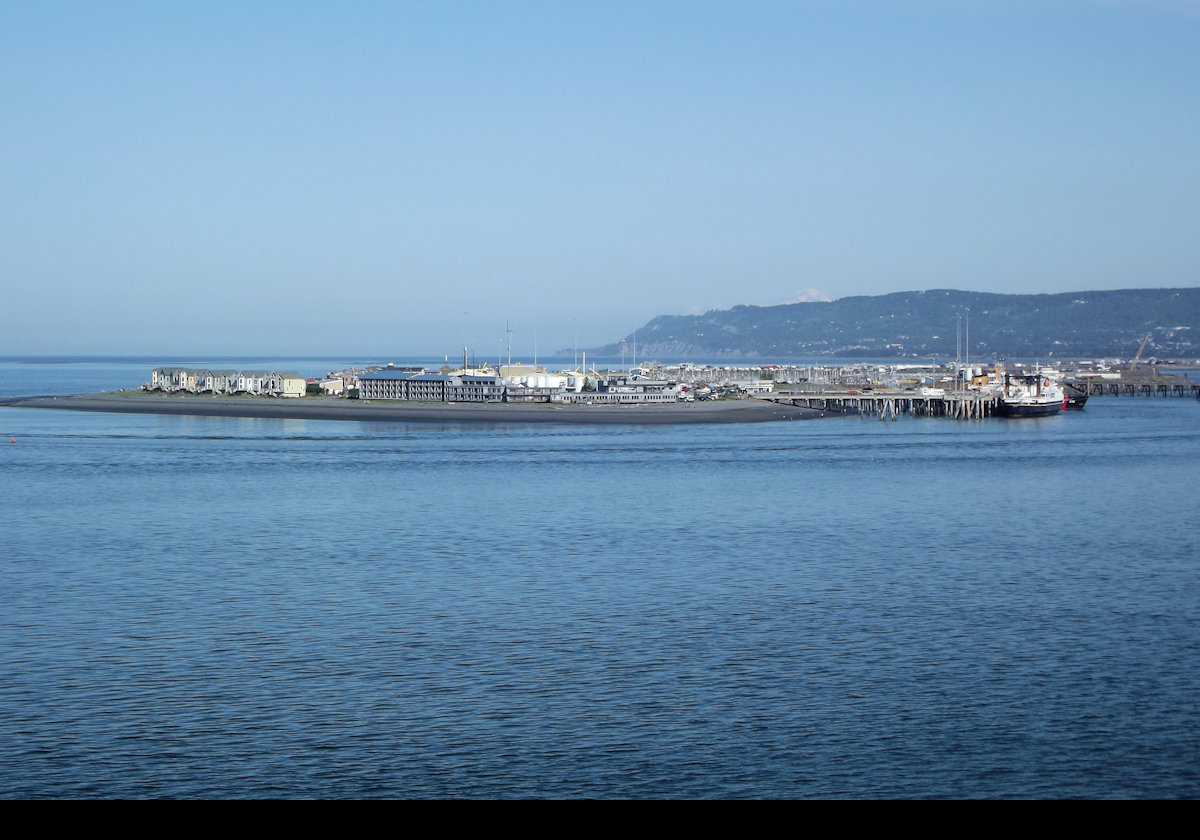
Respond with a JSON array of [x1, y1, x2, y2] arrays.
[[153, 360, 1054, 404], [147, 368, 306, 398], [142, 361, 819, 404], [141, 354, 1196, 409]]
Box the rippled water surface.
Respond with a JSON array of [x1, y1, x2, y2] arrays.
[[2, 360, 1199, 797]]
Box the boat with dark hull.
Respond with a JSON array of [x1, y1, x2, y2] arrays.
[[1063, 381, 1089, 410], [996, 369, 1066, 417]]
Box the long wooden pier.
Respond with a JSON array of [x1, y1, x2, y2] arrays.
[[762, 374, 1200, 419], [762, 390, 1000, 420], [1070, 377, 1200, 398]]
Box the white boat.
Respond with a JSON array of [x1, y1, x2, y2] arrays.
[[996, 368, 1065, 417]]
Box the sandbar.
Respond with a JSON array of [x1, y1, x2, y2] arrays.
[[4, 392, 827, 425]]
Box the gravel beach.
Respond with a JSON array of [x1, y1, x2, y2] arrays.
[[5, 392, 827, 425]]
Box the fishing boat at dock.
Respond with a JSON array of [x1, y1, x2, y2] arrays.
[[996, 368, 1066, 417], [1062, 380, 1089, 410]]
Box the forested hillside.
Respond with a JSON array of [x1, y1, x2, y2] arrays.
[[591, 289, 1200, 360]]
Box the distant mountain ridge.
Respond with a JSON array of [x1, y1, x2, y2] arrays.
[[589, 288, 1200, 360]]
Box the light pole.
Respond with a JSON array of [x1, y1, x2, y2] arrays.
[[964, 308, 970, 373], [956, 313, 962, 387]]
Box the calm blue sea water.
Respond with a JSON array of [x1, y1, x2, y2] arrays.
[[2, 358, 1199, 798]]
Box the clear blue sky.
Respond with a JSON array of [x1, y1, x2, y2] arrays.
[[3, 1, 1197, 356]]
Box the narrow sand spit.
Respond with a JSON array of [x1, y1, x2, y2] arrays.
[[6, 393, 827, 425]]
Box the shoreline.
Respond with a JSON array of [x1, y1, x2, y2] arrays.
[[3, 392, 828, 425]]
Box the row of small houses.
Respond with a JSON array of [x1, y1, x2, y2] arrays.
[[147, 368, 307, 398]]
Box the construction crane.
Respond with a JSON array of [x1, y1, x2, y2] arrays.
[[1129, 334, 1152, 373]]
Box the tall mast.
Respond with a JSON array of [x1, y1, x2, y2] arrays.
[[965, 308, 970, 372]]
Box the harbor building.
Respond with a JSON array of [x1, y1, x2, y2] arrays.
[[359, 366, 683, 404], [552, 373, 681, 404], [357, 369, 507, 402]]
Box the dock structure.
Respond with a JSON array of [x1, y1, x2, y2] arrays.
[[762, 390, 1000, 420], [760, 373, 1200, 418], [1069, 377, 1200, 399]]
